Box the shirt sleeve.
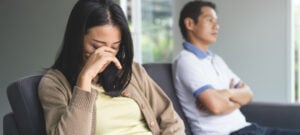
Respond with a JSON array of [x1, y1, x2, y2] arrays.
[[174, 53, 214, 98]]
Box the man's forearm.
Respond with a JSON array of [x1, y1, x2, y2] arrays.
[[197, 89, 241, 115], [228, 85, 253, 105]]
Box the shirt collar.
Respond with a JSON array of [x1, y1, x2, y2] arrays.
[[183, 41, 213, 59]]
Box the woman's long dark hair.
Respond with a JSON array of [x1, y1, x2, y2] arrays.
[[52, 0, 133, 97]]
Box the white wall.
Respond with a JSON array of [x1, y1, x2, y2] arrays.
[[172, 1, 187, 56], [173, 0, 293, 103], [0, 0, 77, 133]]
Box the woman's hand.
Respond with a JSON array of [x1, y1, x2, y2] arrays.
[[76, 46, 122, 91]]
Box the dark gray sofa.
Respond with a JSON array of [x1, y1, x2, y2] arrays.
[[3, 63, 300, 135]]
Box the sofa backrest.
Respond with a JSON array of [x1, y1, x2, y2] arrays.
[[6, 74, 46, 135], [143, 63, 192, 135]]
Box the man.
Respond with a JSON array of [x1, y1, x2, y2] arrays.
[[172, 1, 300, 135]]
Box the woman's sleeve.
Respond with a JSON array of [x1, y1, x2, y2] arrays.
[[133, 63, 185, 135], [38, 73, 97, 135]]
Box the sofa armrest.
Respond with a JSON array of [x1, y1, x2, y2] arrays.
[[241, 101, 300, 129], [3, 112, 20, 135]]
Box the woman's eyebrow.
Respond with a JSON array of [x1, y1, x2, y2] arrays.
[[113, 40, 121, 44], [92, 39, 105, 44], [92, 39, 121, 44]]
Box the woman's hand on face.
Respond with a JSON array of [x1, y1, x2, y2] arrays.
[[77, 46, 122, 91]]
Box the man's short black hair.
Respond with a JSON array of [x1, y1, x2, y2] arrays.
[[179, 1, 216, 41]]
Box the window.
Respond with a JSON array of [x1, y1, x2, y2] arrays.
[[116, 0, 173, 63], [294, 0, 300, 102]]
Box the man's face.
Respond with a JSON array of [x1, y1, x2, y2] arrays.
[[189, 6, 219, 45]]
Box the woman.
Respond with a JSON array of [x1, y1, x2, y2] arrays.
[[38, 0, 184, 134]]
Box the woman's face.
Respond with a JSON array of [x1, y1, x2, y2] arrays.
[[83, 24, 121, 62]]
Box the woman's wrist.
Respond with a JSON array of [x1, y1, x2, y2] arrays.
[[76, 73, 92, 92]]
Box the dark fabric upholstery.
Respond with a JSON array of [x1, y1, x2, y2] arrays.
[[5, 74, 46, 135], [143, 63, 193, 135], [3, 113, 19, 135], [241, 102, 300, 129]]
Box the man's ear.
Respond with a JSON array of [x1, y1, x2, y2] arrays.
[[184, 17, 195, 30]]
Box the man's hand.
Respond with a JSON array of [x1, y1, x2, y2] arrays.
[[228, 79, 253, 106], [196, 99, 208, 112]]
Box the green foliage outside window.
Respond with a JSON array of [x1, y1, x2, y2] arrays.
[[295, 2, 299, 102], [141, 19, 173, 63], [141, 0, 173, 63]]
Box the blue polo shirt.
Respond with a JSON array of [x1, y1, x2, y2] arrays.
[[172, 41, 249, 135]]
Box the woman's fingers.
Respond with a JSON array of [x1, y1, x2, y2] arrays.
[[111, 57, 122, 69], [77, 46, 121, 90], [96, 55, 122, 73], [92, 46, 122, 72], [80, 46, 121, 78], [96, 46, 117, 55]]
